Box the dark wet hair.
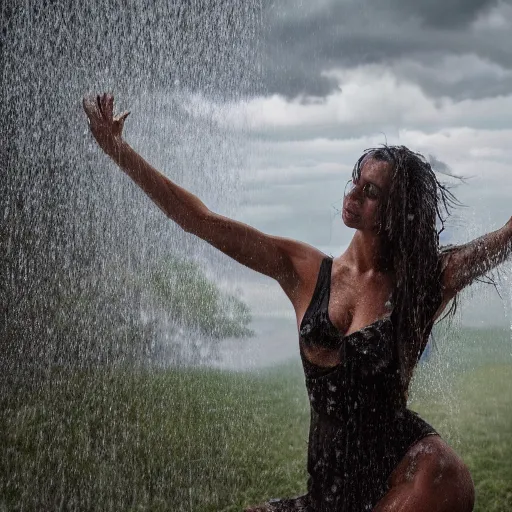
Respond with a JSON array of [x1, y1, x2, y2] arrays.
[[352, 145, 459, 390]]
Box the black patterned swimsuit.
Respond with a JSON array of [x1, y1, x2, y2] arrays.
[[255, 257, 440, 512]]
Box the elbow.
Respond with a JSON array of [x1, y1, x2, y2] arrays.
[[180, 209, 212, 235]]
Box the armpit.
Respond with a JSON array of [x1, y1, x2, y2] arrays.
[[438, 244, 463, 295], [439, 244, 458, 275]]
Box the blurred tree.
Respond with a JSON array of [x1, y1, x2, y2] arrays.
[[0, 0, 260, 382]]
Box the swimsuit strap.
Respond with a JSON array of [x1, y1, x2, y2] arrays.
[[300, 257, 332, 328]]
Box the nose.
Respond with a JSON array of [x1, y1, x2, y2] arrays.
[[347, 184, 364, 204]]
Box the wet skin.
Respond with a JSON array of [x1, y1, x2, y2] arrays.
[[85, 94, 512, 511], [295, 158, 475, 511], [299, 157, 396, 368], [373, 435, 475, 511]]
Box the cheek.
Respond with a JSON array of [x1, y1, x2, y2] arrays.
[[365, 202, 381, 219], [362, 203, 383, 229]]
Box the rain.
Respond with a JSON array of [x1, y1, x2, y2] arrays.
[[2, 1, 512, 511]]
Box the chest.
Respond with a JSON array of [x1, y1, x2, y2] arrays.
[[327, 269, 393, 336], [299, 264, 394, 368]]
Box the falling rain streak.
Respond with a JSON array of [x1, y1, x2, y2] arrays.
[[1, 2, 265, 510], [2, 1, 512, 511]]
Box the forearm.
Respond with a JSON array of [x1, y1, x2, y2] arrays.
[[108, 140, 209, 231], [446, 219, 512, 292]]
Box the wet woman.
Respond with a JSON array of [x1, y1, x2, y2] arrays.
[[84, 94, 512, 512]]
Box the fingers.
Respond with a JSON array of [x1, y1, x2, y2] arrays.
[[83, 94, 101, 121], [97, 94, 103, 115], [114, 111, 130, 123], [99, 93, 108, 120], [82, 93, 116, 124], [104, 93, 114, 121], [94, 93, 114, 121], [113, 110, 130, 135]]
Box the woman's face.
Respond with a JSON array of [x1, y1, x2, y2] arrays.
[[342, 157, 392, 231]]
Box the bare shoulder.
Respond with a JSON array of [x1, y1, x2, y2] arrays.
[[274, 238, 327, 317], [197, 211, 326, 297], [197, 210, 328, 324]]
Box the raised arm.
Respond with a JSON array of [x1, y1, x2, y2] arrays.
[[441, 218, 512, 297], [82, 93, 321, 297]]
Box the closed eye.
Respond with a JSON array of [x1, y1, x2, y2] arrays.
[[364, 183, 381, 200]]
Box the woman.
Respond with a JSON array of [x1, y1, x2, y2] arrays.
[[84, 94, 512, 511]]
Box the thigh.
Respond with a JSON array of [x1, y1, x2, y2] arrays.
[[373, 435, 475, 512]]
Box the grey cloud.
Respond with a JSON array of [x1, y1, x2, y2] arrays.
[[5, 0, 510, 105], [260, 0, 512, 100], [8, 0, 509, 104], [387, 52, 512, 102], [269, 0, 499, 30], [383, 0, 498, 28]]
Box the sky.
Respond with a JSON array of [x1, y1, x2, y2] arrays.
[[126, 1, 512, 366], [3, 1, 511, 370]]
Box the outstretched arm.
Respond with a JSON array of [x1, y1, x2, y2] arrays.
[[83, 93, 211, 230], [82, 93, 321, 296], [442, 218, 512, 296]]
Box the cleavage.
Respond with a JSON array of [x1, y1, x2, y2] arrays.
[[327, 261, 393, 337]]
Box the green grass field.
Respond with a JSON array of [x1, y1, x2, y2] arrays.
[[1, 331, 512, 511], [410, 364, 512, 512]]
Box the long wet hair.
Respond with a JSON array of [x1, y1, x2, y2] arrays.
[[352, 145, 459, 390]]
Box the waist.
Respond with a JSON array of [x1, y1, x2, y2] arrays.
[[306, 382, 406, 421], [306, 407, 437, 508], [308, 406, 437, 454]]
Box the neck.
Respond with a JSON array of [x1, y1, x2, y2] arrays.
[[344, 230, 387, 272]]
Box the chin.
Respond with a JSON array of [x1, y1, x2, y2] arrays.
[[342, 210, 360, 228]]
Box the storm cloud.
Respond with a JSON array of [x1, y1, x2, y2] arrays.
[[259, 0, 512, 100]]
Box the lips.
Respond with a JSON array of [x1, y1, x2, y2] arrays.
[[343, 206, 359, 217]]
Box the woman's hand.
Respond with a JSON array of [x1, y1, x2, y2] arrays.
[[83, 93, 130, 157]]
